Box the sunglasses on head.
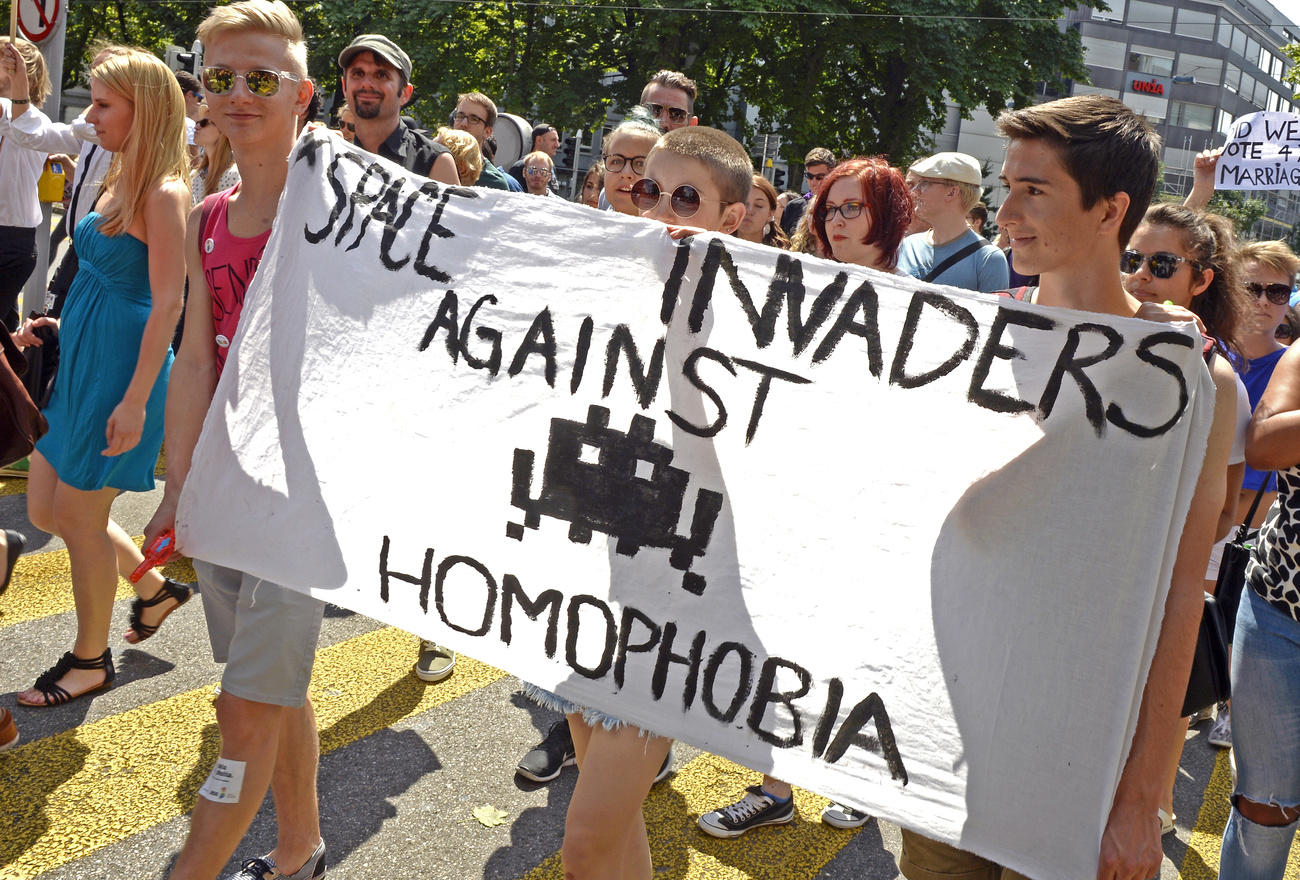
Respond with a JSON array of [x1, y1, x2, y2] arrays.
[[201, 65, 301, 98], [642, 102, 688, 124], [630, 178, 731, 218], [1246, 281, 1293, 305], [1119, 249, 1200, 279]]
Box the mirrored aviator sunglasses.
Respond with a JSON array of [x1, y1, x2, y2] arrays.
[[1119, 249, 1192, 279], [201, 66, 300, 98], [629, 178, 704, 218]]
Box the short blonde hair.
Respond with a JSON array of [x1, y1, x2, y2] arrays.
[[436, 126, 483, 185], [197, 0, 307, 77], [523, 150, 554, 170], [1, 37, 50, 106], [953, 180, 983, 213], [1238, 240, 1300, 283], [91, 49, 189, 236]]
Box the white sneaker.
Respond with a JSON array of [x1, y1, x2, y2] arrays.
[[821, 802, 871, 829], [1208, 710, 1232, 748]]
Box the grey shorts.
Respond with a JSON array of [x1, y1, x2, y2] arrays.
[[194, 559, 325, 707]]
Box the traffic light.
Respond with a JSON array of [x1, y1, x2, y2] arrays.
[[773, 167, 786, 190], [165, 44, 199, 74], [559, 135, 577, 169]]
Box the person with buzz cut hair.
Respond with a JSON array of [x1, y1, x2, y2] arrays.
[[898, 151, 1008, 292], [640, 69, 698, 131], [896, 93, 1237, 880]]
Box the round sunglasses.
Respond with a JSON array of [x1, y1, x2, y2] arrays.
[[1119, 249, 1201, 279], [630, 178, 732, 218], [201, 65, 301, 98], [1245, 281, 1293, 305]]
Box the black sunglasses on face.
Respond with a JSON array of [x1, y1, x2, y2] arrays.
[[196, 118, 213, 129], [1246, 281, 1293, 305], [1119, 249, 1200, 279], [201, 65, 301, 98], [630, 178, 732, 218], [642, 102, 688, 124]]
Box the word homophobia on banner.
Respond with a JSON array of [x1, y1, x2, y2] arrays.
[[178, 130, 1215, 880], [1217, 110, 1300, 189]]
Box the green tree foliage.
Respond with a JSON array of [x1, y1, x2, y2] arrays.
[[1206, 190, 1268, 239], [67, 0, 1086, 163]]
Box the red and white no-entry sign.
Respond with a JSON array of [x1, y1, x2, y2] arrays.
[[15, 0, 61, 44]]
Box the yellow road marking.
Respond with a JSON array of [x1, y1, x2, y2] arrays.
[[0, 542, 197, 628], [0, 626, 505, 880], [1181, 748, 1300, 879], [521, 753, 858, 879]]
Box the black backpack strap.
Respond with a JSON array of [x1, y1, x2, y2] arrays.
[[922, 239, 985, 283]]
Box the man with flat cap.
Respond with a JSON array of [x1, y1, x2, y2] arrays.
[[338, 34, 459, 185], [898, 151, 1008, 293]]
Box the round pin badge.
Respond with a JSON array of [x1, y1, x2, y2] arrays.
[[215, 334, 230, 348], [204, 238, 215, 254]]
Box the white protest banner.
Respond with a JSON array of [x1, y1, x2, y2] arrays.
[[179, 130, 1214, 879], [1217, 110, 1300, 189]]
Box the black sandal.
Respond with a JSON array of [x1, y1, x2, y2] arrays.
[[18, 648, 115, 707], [126, 578, 194, 644]]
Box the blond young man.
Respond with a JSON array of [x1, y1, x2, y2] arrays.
[[144, 3, 325, 878], [898, 151, 1009, 293]]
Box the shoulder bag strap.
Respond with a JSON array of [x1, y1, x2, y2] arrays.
[[1234, 478, 1273, 542], [922, 239, 985, 284], [66, 143, 98, 226]]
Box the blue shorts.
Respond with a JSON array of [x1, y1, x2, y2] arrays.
[[521, 682, 657, 736]]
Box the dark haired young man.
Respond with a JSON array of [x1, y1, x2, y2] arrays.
[[897, 94, 1238, 880]]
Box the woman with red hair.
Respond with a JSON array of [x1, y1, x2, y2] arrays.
[[809, 156, 914, 271]]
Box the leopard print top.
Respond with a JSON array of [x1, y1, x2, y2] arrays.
[[1245, 466, 1300, 623]]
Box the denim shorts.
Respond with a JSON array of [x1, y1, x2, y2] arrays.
[[521, 681, 655, 736], [1230, 586, 1300, 810]]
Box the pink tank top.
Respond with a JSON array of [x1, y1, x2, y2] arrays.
[[200, 186, 272, 375]]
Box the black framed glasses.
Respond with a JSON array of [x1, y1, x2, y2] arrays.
[[201, 65, 301, 98], [452, 111, 486, 127], [642, 102, 688, 124], [1246, 281, 1293, 305], [602, 152, 646, 175], [1119, 249, 1200, 279], [822, 200, 865, 221], [630, 178, 731, 218]]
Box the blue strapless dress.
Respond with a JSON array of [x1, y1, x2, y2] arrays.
[[36, 212, 172, 491]]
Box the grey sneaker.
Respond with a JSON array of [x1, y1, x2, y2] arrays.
[[1187, 705, 1214, 726], [228, 839, 325, 879], [414, 640, 456, 682], [516, 719, 576, 783], [697, 785, 795, 838], [1208, 709, 1232, 748], [821, 802, 871, 829]]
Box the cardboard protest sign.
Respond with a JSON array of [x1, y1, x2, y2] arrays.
[[178, 130, 1214, 879], [1217, 110, 1300, 189]]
